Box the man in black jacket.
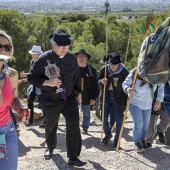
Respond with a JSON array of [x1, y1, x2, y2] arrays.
[[27, 29, 86, 167], [98, 52, 128, 149], [75, 49, 99, 133], [19, 45, 43, 126]]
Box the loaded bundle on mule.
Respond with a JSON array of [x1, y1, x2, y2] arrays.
[[138, 17, 170, 85]]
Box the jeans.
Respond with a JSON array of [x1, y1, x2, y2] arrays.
[[163, 85, 170, 118], [129, 104, 151, 144], [81, 105, 91, 130], [27, 86, 37, 124], [110, 105, 115, 128], [0, 120, 18, 170], [102, 91, 124, 144]]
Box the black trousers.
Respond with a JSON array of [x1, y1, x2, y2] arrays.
[[41, 94, 82, 158], [27, 86, 37, 123]]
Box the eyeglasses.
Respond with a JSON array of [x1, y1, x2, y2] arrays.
[[0, 44, 12, 52], [77, 55, 87, 59]]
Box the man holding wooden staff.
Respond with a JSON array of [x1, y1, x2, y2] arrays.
[[98, 52, 128, 149]]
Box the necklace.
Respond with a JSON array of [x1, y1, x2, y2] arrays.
[[0, 72, 5, 81]]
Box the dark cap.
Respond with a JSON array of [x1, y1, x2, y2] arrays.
[[75, 49, 91, 60], [109, 52, 122, 64]]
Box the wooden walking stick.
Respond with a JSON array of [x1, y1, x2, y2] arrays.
[[124, 23, 133, 66], [101, 0, 110, 142], [111, 23, 133, 133], [115, 16, 157, 150], [116, 68, 138, 151]]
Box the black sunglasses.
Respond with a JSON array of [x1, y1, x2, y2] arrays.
[[0, 43, 12, 52]]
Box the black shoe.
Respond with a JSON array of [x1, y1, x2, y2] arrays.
[[142, 140, 149, 148], [39, 121, 45, 128], [68, 158, 87, 167], [82, 129, 88, 134], [157, 131, 167, 144], [133, 143, 145, 153], [44, 148, 52, 160], [146, 143, 152, 148], [101, 134, 113, 145], [25, 122, 32, 127]]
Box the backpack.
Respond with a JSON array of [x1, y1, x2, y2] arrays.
[[138, 17, 170, 85], [87, 64, 93, 77]]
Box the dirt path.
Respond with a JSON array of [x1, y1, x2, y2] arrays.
[[17, 112, 170, 170]]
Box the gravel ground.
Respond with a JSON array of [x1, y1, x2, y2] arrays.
[[18, 112, 170, 170]]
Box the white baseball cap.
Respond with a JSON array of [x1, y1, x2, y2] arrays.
[[28, 45, 43, 54]]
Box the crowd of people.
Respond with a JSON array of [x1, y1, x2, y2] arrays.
[[0, 28, 170, 169]]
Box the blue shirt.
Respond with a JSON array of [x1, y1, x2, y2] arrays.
[[122, 69, 164, 110]]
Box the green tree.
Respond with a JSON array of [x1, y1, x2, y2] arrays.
[[0, 9, 30, 72], [86, 18, 105, 45], [69, 21, 85, 40]]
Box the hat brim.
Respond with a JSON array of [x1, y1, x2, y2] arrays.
[[75, 52, 90, 60], [29, 50, 43, 55], [50, 37, 74, 46], [110, 60, 122, 65]]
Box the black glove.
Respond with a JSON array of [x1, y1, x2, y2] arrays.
[[103, 54, 110, 62]]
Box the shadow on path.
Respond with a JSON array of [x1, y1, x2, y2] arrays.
[[88, 160, 107, 170], [52, 154, 87, 170], [142, 146, 170, 170], [17, 131, 31, 157]]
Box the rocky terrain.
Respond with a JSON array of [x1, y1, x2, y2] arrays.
[[17, 112, 170, 170]]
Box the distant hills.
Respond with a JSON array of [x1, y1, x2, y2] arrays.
[[2, 0, 170, 3], [0, 0, 170, 13]]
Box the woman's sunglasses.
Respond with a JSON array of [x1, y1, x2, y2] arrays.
[[0, 44, 12, 52]]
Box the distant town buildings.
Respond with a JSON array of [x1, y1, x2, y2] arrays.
[[0, 0, 169, 13]]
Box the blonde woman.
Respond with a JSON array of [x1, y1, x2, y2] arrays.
[[0, 30, 19, 170]]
